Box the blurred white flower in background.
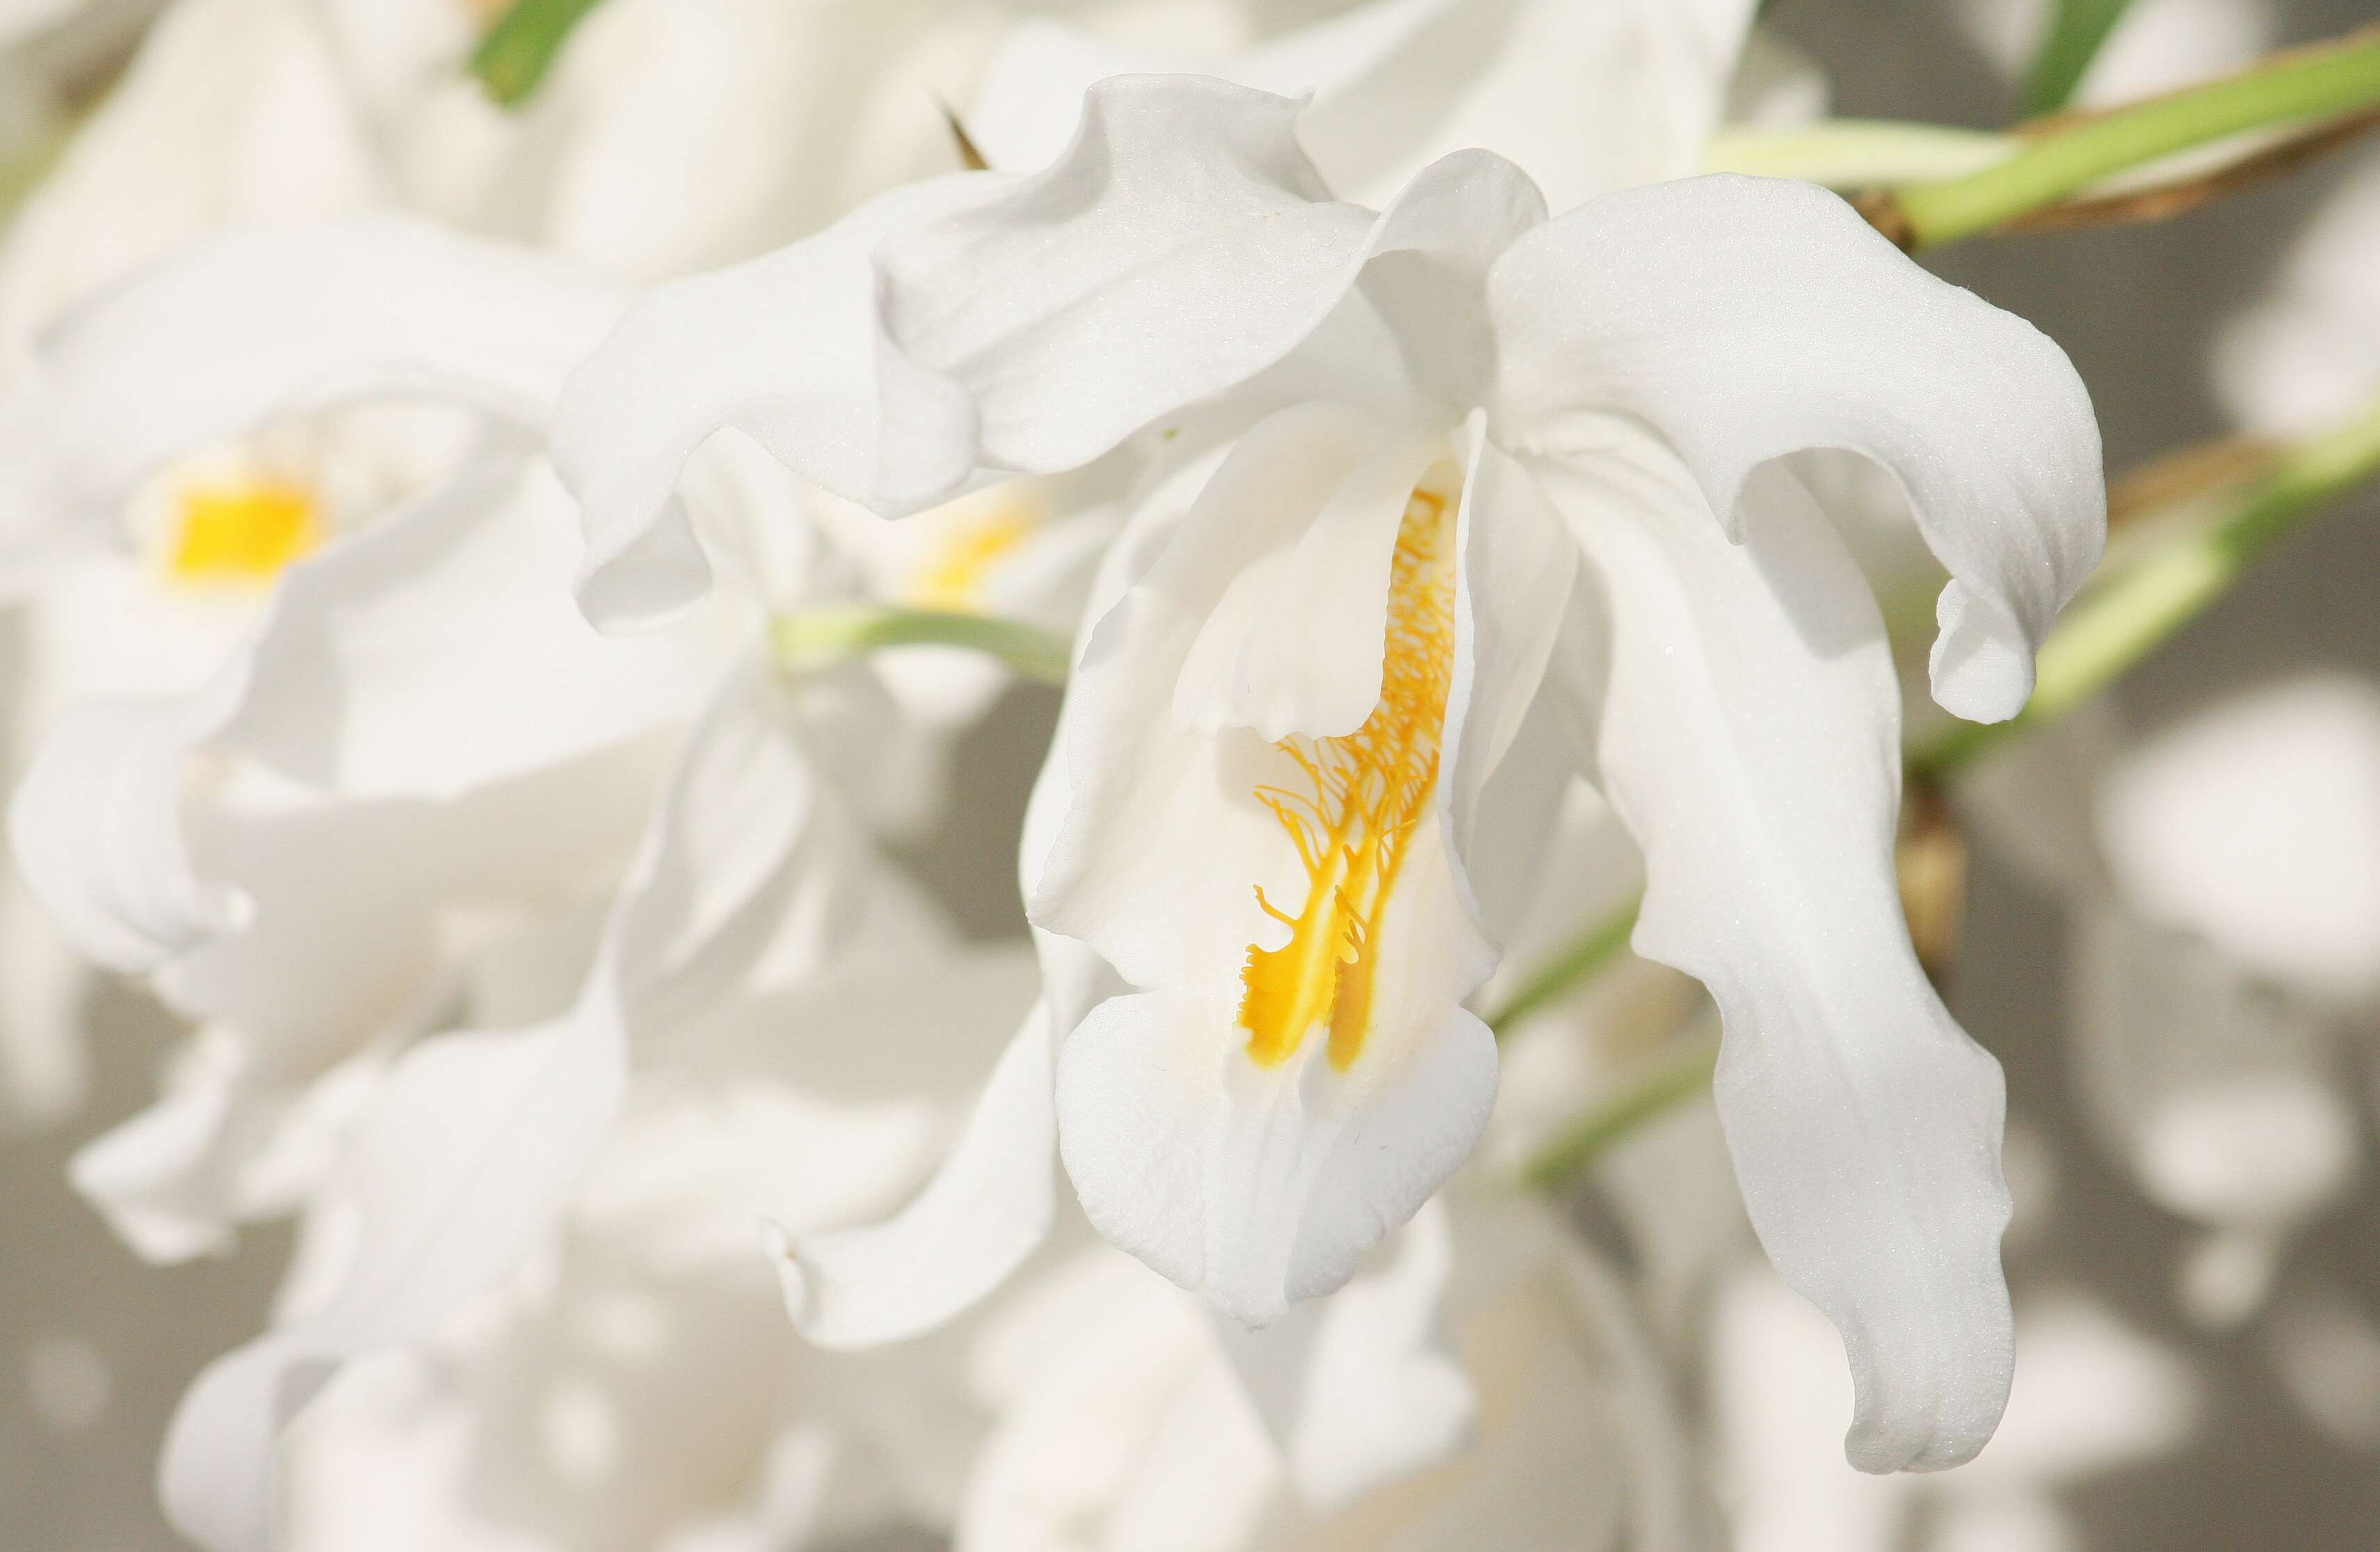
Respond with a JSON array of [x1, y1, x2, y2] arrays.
[[2219, 140, 2380, 433], [1969, 679, 2380, 1329]]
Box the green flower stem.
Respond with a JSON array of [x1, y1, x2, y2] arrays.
[[1915, 390, 2380, 776], [1520, 1024, 1721, 1189], [1484, 900, 1640, 1038], [1898, 28, 2380, 246], [2024, 0, 2140, 115], [769, 605, 1072, 686], [1700, 122, 2011, 189], [471, 0, 613, 106]]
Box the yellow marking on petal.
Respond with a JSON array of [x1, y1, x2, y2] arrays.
[[1239, 471, 1458, 1074], [907, 499, 1036, 612], [166, 478, 323, 584]]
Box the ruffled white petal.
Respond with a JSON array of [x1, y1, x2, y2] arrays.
[[1547, 446, 2013, 1472], [878, 76, 1545, 480], [1490, 173, 2103, 723], [769, 1003, 1054, 1350], [965, 0, 1452, 179], [549, 172, 1003, 627]]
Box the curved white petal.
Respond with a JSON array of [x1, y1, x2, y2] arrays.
[[968, 0, 1752, 210], [879, 75, 1545, 481], [1550, 446, 2013, 1473], [769, 1003, 1054, 1350], [966, 0, 1452, 177], [214, 453, 713, 799], [8, 440, 700, 978], [1440, 416, 1576, 900], [42, 216, 625, 506], [155, 657, 887, 1551], [8, 679, 247, 972], [158, 1003, 628, 1552], [70, 1026, 382, 1263], [549, 172, 1002, 628], [1491, 174, 2103, 723]]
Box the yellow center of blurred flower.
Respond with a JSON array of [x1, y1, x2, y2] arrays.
[[1239, 472, 1457, 1073], [908, 499, 1036, 611], [166, 478, 322, 583]]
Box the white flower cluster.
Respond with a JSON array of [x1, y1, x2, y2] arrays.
[[4, 1, 2377, 1549]]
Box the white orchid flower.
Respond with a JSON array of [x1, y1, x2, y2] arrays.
[[554, 71, 2102, 1473], [886, 76, 2100, 1471]]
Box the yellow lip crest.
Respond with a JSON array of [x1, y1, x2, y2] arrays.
[[166, 478, 323, 583], [1237, 474, 1458, 1074]]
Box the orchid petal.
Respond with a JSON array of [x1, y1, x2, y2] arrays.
[[159, 1004, 628, 1552], [7, 442, 695, 980], [42, 216, 624, 505], [769, 1003, 1054, 1350], [214, 456, 709, 800], [964, 1, 1449, 178], [8, 683, 246, 973], [156, 665, 876, 1551], [1491, 174, 2102, 723], [1550, 446, 2013, 1472], [549, 172, 1001, 628], [878, 76, 1544, 480], [967, 0, 1752, 210]]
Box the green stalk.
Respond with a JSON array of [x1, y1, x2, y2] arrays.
[[1915, 391, 2380, 776], [769, 605, 1072, 686], [471, 0, 613, 106], [1520, 1025, 1721, 1188], [1700, 122, 2011, 188], [2023, 0, 2139, 115], [1899, 29, 2380, 245], [1484, 901, 1639, 1037]]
